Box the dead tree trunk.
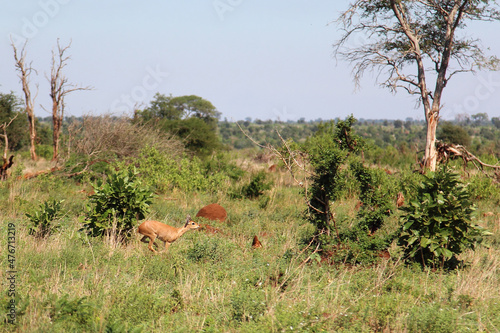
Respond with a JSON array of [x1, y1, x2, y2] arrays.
[[0, 155, 14, 180], [0, 117, 17, 180], [12, 40, 38, 161], [0, 113, 19, 160], [49, 39, 91, 161]]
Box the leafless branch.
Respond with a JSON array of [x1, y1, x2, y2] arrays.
[[0, 113, 20, 160], [49, 39, 93, 161], [11, 39, 38, 161]]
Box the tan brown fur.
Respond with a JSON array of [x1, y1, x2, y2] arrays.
[[138, 215, 199, 253]]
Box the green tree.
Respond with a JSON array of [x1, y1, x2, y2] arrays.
[[0, 92, 26, 151], [492, 117, 500, 129], [139, 93, 220, 126], [437, 122, 471, 146], [136, 93, 222, 156], [160, 117, 221, 156], [139, 93, 181, 121], [334, 1, 500, 171], [471, 112, 489, 125], [170, 95, 221, 127]]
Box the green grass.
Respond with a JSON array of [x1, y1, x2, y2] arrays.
[[1, 158, 500, 332]]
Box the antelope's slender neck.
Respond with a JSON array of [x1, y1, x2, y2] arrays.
[[176, 225, 190, 238]]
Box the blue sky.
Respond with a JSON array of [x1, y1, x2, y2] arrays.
[[1, 1, 500, 121]]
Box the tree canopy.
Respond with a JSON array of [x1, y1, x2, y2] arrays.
[[139, 93, 221, 127], [0, 92, 27, 151], [334, 0, 500, 171], [135, 93, 222, 156]]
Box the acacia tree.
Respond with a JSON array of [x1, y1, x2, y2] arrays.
[[136, 93, 222, 156], [12, 40, 38, 161], [49, 40, 91, 161], [334, 0, 500, 171]]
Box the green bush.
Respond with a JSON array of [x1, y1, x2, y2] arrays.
[[304, 116, 363, 249], [241, 171, 272, 199], [134, 146, 228, 193], [398, 167, 490, 269], [230, 171, 272, 200], [35, 144, 53, 160], [82, 168, 153, 240], [350, 161, 395, 233], [26, 199, 64, 238], [437, 122, 471, 147], [203, 152, 245, 181]]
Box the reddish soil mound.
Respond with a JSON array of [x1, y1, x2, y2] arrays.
[[252, 235, 262, 248], [196, 203, 227, 222]]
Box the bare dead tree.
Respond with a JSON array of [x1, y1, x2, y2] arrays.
[[0, 114, 19, 180], [12, 40, 38, 161], [0, 113, 19, 160], [49, 39, 92, 161], [0, 155, 14, 181]]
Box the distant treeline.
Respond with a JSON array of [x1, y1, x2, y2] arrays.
[[218, 117, 500, 160], [10, 114, 500, 162]]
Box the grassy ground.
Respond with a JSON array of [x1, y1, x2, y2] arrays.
[[1, 156, 500, 332]]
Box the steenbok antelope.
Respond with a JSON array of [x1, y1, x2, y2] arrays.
[[138, 215, 200, 253]]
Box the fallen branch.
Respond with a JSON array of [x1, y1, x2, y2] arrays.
[[436, 141, 500, 172], [18, 166, 61, 180]]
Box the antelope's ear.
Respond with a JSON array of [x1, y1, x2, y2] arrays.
[[185, 215, 192, 225]]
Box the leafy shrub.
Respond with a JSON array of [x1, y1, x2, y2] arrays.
[[241, 171, 272, 199], [82, 168, 153, 240], [336, 224, 394, 265], [175, 157, 227, 192], [437, 122, 471, 146], [328, 160, 399, 264], [159, 117, 222, 157], [134, 146, 228, 193], [230, 171, 272, 199], [304, 116, 363, 249], [35, 144, 53, 160], [350, 161, 395, 233], [203, 151, 245, 181], [398, 167, 490, 269], [133, 146, 179, 192], [26, 199, 64, 238]]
